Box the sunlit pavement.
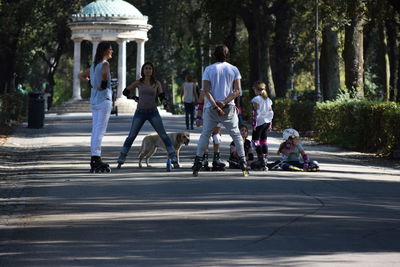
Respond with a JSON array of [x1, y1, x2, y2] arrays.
[[1, 110, 400, 267]]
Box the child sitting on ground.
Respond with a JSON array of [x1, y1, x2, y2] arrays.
[[229, 124, 254, 169], [277, 128, 320, 172]]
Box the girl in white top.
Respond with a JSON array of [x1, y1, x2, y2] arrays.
[[251, 81, 274, 170], [179, 75, 198, 130]]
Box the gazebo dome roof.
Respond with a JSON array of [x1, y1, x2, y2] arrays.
[[79, 0, 143, 17]]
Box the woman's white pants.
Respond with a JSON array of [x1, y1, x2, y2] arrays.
[[90, 100, 112, 156]]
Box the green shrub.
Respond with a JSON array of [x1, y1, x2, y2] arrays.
[[0, 92, 28, 127], [274, 98, 400, 155], [273, 98, 315, 133], [314, 100, 400, 154]]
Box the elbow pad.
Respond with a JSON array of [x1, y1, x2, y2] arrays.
[[101, 80, 108, 90], [123, 88, 130, 97]]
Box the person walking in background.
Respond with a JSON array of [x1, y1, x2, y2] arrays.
[[179, 74, 198, 130], [191, 44, 249, 176], [79, 41, 113, 173], [117, 62, 179, 169], [250, 81, 274, 171]]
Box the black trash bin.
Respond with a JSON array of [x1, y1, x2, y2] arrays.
[[28, 91, 45, 128]]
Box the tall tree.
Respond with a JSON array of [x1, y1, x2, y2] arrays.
[[320, 26, 340, 100], [343, 0, 366, 98], [386, 8, 400, 101], [0, 0, 86, 94], [238, 0, 276, 98], [272, 0, 296, 98]]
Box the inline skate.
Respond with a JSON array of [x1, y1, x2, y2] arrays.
[[201, 153, 210, 171], [239, 157, 250, 177], [250, 156, 267, 171], [169, 153, 180, 169], [211, 152, 226, 171], [116, 152, 127, 169], [192, 156, 203, 177], [90, 156, 111, 173]]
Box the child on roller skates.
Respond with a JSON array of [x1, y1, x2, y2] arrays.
[[250, 81, 274, 171], [278, 128, 320, 172], [229, 124, 254, 169]]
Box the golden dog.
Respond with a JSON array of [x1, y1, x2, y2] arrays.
[[138, 131, 190, 168]]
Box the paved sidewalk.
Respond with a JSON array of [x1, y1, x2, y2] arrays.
[[1, 110, 400, 266]]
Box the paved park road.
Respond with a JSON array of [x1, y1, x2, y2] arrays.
[[1, 110, 400, 267]]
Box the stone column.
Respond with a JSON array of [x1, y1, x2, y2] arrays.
[[91, 38, 100, 64], [136, 40, 145, 79], [117, 39, 127, 98], [72, 38, 82, 100]]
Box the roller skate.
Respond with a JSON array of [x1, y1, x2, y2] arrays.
[[116, 152, 127, 169], [90, 156, 111, 173], [192, 156, 203, 177], [239, 157, 250, 177], [201, 153, 210, 171], [211, 152, 226, 171], [166, 159, 172, 172], [168, 153, 180, 170], [250, 157, 267, 171], [267, 160, 283, 170], [228, 158, 240, 169], [304, 161, 320, 172]]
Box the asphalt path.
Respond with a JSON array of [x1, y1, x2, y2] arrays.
[[1, 110, 400, 266]]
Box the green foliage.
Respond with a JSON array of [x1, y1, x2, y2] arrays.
[[52, 56, 73, 105], [0, 91, 28, 126], [274, 98, 400, 155], [314, 100, 400, 154], [273, 98, 316, 133]]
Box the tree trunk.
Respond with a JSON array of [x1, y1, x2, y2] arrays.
[[377, 23, 390, 100], [386, 11, 399, 101], [343, 0, 365, 98], [239, 0, 274, 99], [266, 47, 276, 98], [320, 27, 340, 101], [273, 0, 295, 98], [0, 43, 18, 94], [239, 3, 261, 96]]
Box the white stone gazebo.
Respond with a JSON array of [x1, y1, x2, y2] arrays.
[[69, 0, 152, 108]]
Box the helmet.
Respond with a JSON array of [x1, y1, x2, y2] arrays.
[[282, 128, 299, 140]]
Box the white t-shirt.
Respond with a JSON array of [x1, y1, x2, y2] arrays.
[[251, 96, 274, 126], [202, 62, 241, 108], [182, 82, 195, 103]]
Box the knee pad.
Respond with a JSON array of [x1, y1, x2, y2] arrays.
[[252, 140, 260, 147], [212, 133, 222, 145], [260, 140, 267, 146]]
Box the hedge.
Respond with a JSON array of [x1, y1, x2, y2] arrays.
[[273, 99, 400, 155]]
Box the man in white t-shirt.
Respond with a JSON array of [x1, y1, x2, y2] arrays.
[[192, 45, 248, 176]]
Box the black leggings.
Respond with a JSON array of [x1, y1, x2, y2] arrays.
[[252, 123, 270, 155], [184, 102, 195, 129]]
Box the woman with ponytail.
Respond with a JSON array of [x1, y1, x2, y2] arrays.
[[250, 81, 274, 171], [80, 42, 113, 173]]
